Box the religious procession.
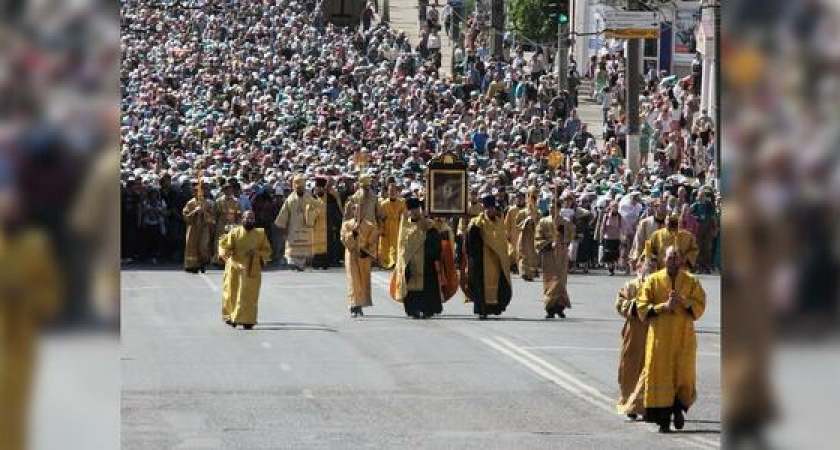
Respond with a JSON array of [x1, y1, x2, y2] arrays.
[[120, 0, 721, 445]]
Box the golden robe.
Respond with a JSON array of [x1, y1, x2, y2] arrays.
[[535, 216, 575, 312], [644, 228, 699, 270], [218, 226, 272, 325], [378, 198, 406, 269], [343, 190, 384, 224], [214, 196, 242, 262], [629, 216, 663, 263], [615, 277, 648, 415], [457, 203, 483, 236], [721, 205, 776, 428], [391, 217, 451, 316], [183, 197, 215, 270], [516, 205, 541, 279], [504, 205, 523, 263], [341, 218, 378, 308], [0, 229, 62, 450], [465, 213, 512, 315], [637, 269, 706, 410], [274, 192, 318, 264], [311, 196, 327, 257]]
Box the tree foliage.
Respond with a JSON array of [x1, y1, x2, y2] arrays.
[[508, 0, 558, 44]]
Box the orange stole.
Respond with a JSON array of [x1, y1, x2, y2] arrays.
[[389, 234, 458, 302]]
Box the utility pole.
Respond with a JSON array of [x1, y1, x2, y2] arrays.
[[713, 0, 720, 182], [490, 0, 504, 60], [382, 0, 390, 23], [553, 1, 570, 90], [625, 0, 641, 174], [451, 0, 463, 75]]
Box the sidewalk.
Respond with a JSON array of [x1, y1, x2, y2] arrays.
[[576, 79, 605, 142], [387, 0, 453, 75]]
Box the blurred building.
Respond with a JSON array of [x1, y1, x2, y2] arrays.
[[571, 0, 705, 77]]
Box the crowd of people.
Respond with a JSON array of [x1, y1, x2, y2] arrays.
[[120, 0, 720, 276], [120, 0, 719, 436]]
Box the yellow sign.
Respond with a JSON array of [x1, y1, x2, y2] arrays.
[[605, 28, 658, 39]]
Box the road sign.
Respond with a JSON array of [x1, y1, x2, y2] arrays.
[[603, 11, 658, 29], [604, 28, 658, 39]]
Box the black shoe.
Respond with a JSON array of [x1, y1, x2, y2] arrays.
[[479, 314, 488, 320], [609, 269, 615, 276], [558, 309, 566, 319], [358, 309, 365, 317], [243, 324, 254, 330], [627, 413, 638, 420], [200, 265, 206, 273], [422, 312, 432, 319], [673, 408, 685, 430], [657, 423, 671, 433], [545, 312, 556, 319], [225, 320, 235, 328], [522, 275, 533, 282]]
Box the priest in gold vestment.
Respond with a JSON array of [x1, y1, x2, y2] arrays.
[[0, 189, 62, 450], [213, 179, 242, 264], [464, 195, 512, 319], [218, 211, 272, 329], [516, 187, 541, 281], [391, 198, 445, 319], [378, 182, 406, 270], [504, 191, 526, 272], [534, 198, 576, 318], [274, 175, 317, 271], [645, 214, 699, 270], [637, 246, 706, 433], [615, 260, 654, 418], [182, 180, 214, 273], [341, 204, 379, 318]]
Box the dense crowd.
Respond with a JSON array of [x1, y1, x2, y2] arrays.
[[120, 0, 719, 273]]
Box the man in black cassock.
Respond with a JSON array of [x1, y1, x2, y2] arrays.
[[392, 198, 445, 319], [325, 177, 345, 267], [465, 195, 513, 320]]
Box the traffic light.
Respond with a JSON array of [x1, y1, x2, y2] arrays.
[[547, 0, 569, 25]]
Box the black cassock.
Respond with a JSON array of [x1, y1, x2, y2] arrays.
[[466, 224, 512, 316], [404, 228, 444, 317], [326, 193, 345, 266]]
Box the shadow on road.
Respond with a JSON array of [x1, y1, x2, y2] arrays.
[[695, 328, 721, 335], [673, 429, 721, 435], [252, 322, 337, 332], [356, 315, 619, 324]]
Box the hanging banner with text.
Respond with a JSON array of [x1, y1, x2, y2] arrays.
[[602, 10, 659, 40]]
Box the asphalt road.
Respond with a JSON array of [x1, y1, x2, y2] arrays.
[[122, 265, 720, 449]]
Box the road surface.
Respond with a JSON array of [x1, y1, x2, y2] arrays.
[[122, 265, 720, 449]]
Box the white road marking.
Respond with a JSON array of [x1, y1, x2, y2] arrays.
[[263, 284, 331, 288], [280, 363, 292, 372], [524, 345, 719, 357], [485, 336, 719, 449], [480, 337, 608, 412], [494, 337, 616, 405], [200, 274, 219, 292], [261, 342, 272, 349]]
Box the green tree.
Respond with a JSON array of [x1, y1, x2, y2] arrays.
[[508, 0, 558, 44]]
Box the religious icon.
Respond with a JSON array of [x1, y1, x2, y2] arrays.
[[426, 151, 468, 216]]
